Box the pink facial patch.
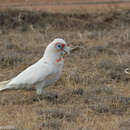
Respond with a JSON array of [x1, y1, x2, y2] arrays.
[[56, 58, 63, 63], [61, 44, 65, 50]]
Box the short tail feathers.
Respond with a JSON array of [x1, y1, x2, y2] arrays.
[[0, 80, 10, 91]]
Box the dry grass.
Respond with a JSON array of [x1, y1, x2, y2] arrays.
[[0, 8, 130, 130]]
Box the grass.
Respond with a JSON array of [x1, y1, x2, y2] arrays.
[[0, 8, 130, 130]]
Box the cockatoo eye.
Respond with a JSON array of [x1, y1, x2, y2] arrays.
[[56, 44, 61, 50]]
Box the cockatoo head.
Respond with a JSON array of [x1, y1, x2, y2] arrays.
[[44, 38, 71, 62]]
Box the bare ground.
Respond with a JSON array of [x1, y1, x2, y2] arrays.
[[0, 8, 130, 130]]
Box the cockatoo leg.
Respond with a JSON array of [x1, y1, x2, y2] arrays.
[[36, 87, 43, 95], [34, 87, 44, 102]]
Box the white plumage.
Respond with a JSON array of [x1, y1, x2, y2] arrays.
[[0, 38, 70, 95]]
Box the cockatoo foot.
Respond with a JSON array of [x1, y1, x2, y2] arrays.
[[32, 94, 44, 102]]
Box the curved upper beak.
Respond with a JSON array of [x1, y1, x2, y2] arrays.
[[63, 46, 71, 54]]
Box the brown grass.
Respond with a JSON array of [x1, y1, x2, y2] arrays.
[[0, 8, 130, 130]]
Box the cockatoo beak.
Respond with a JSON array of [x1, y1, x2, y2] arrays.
[[63, 46, 71, 54]]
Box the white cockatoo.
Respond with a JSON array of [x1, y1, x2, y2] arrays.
[[0, 38, 71, 95]]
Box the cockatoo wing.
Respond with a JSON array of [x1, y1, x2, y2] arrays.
[[1, 58, 54, 90]]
